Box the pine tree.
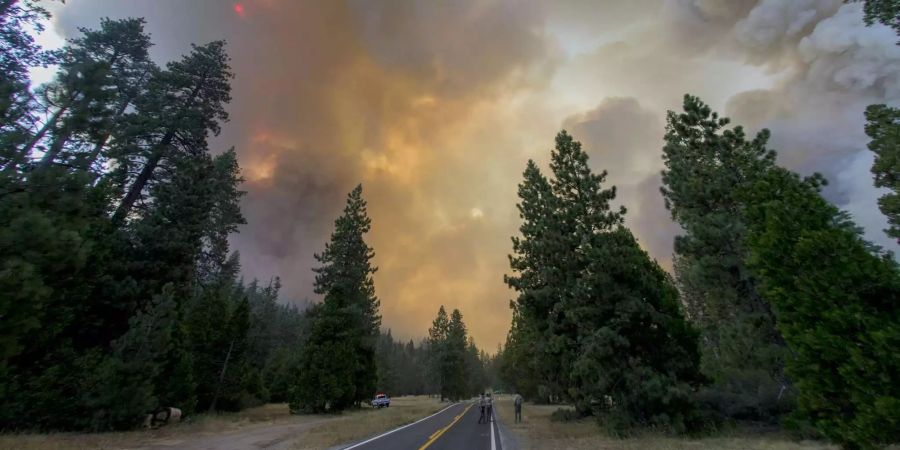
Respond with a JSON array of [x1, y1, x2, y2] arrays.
[[864, 104, 900, 242], [854, 0, 900, 35], [548, 131, 626, 406], [569, 227, 703, 433], [505, 131, 703, 432], [291, 302, 359, 413], [111, 40, 232, 225], [744, 166, 900, 450], [0, 0, 53, 168], [207, 296, 251, 412], [291, 185, 380, 412], [504, 159, 567, 402], [444, 309, 469, 401], [661, 94, 790, 421], [427, 305, 450, 400], [25, 18, 153, 171], [499, 310, 541, 399]]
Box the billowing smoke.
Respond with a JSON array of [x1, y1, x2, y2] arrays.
[[46, 0, 899, 348], [669, 0, 900, 251], [564, 0, 900, 266]]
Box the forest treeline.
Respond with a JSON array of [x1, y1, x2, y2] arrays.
[[0, 3, 494, 431], [496, 4, 900, 449]]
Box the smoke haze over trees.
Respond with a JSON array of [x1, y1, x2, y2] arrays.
[[36, 0, 900, 351]]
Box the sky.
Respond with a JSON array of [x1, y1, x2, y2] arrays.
[[39, 0, 900, 350]]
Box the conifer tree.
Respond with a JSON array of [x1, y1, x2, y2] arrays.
[[661, 95, 789, 420], [27, 18, 153, 171], [0, 0, 52, 168], [855, 0, 900, 35], [864, 104, 900, 242], [112, 40, 232, 225], [291, 302, 358, 413], [291, 185, 380, 412], [499, 310, 541, 399], [444, 309, 469, 401], [427, 305, 450, 399], [505, 131, 703, 432], [854, 0, 900, 243], [570, 227, 703, 433], [504, 160, 566, 402], [745, 166, 900, 450]]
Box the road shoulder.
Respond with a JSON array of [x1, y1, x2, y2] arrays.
[[493, 398, 518, 450]]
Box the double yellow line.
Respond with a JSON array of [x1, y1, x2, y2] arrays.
[[418, 402, 474, 450]]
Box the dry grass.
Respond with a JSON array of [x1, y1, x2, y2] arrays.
[[0, 403, 311, 450], [495, 397, 837, 450], [289, 396, 447, 449], [0, 397, 447, 450]]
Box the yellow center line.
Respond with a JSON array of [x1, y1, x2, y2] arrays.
[[418, 402, 474, 450]]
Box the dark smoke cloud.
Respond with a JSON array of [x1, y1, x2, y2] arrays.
[[52, 0, 553, 348], [47, 0, 900, 348]]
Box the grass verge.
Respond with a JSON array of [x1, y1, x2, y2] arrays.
[[495, 397, 836, 450], [289, 396, 448, 449], [0, 397, 447, 450], [0, 403, 319, 450]]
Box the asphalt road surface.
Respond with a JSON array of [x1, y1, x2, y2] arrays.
[[339, 401, 503, 450]]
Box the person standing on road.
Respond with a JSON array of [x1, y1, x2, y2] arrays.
[[514, 393, 523, 423], [478, 393, 486, 424], [486, 393, 493, 423]]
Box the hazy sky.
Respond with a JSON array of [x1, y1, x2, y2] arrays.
[[42, 0, 900, 350]]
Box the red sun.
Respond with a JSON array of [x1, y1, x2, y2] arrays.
[[233, 3, 245, 17]]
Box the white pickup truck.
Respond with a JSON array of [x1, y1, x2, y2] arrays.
[[371, 393, 390, 408]]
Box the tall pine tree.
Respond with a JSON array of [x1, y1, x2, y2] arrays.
[[111, 40, 232, 225], [427, 305, 450, 400], [661, 95, 790, 421], [506, 131, 703, 433], [291, 184, 380, 412], [504, 160, 567, 402]]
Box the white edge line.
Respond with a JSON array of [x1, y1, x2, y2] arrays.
[[341, 402, 459, 450], [490, 407, 497, 450]]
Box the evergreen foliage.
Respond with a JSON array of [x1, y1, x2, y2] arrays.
[[290, 185, 381, 413], [0, 11, 307, 431], [661, 95, 790, 421], [427, 305, 450, 400], [426, 306, 487, 401], [503, 131, 703, 433], [745, 166, 900, 450], [864, 104, 900, 243], [854, 0, 900, 35]]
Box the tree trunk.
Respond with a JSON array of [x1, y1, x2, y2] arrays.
[[37, 128, 71, 170], [111, 75, 206, 225], [110, 134, 169, 225], [209, 339, 235, 413], [3, 102, 69, 173]]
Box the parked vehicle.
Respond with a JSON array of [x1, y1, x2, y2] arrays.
[[371, 393, 390, 408]]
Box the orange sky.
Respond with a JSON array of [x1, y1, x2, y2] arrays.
[[51, 0, 900, 350]]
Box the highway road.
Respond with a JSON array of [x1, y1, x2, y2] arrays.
[[339, 401, 503, 450]]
